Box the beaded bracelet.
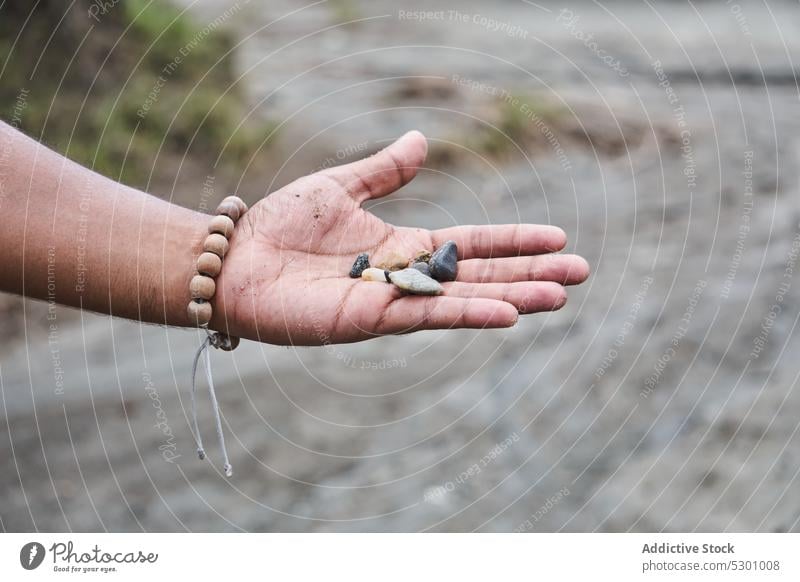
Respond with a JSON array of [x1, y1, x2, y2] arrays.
[[187, 195, 247, 477], [187, 194, 247, 343]]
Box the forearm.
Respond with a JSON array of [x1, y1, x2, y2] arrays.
[[0, 121, 207, 327]]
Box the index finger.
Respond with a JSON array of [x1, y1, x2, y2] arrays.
[[431, 224, 567, 260]]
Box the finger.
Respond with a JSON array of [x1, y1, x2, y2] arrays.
[[442, 281, 567, 313], [323, 130, 428, 203], [375, 296, 518, 334], [431, 224, 567, 259], [456, 255, 590, 286]]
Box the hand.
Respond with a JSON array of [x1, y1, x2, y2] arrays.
[[210, 131, 589, 345]]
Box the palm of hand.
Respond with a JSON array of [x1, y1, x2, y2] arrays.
[[211, 132, 589, 345]]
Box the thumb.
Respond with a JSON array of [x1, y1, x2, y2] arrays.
[[323, 130, 428, 203]]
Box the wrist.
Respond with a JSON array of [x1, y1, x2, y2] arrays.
[[163, 206, 209, 328], [177, 196, 249, 334]]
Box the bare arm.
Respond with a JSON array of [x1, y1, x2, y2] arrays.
[[0, 120, 205, 327], [0, 123, 589, 345]]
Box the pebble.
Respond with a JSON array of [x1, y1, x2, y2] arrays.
[[413, 250, 432, 263], [361, 268, 391, 282], [388, 268, 444, 295], [411, 262, 431, 277], [429, 240, 458, 282], [376, 251, 410, 271], [349, 253, 371, 278]]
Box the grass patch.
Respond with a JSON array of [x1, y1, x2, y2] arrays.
[[328, 0, 362, 24], [0, 0, 274, 187], [425, 93, 569, 168], [470, 94, 568, 159]]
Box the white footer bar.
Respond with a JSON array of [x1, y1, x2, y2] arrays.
[[1, 533, 797, 580]]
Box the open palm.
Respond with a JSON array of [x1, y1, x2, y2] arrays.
[[210, 131, 589, 345]]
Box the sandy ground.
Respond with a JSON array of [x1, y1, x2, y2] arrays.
[[2, 0, 800, 531]]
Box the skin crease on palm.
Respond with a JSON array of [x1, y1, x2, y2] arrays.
[[210, 131, 590, 345]]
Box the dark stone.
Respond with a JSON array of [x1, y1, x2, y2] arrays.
[[349, 253, 370, 278], [411, 262, 431, 277], [429, 240, 458, 281]]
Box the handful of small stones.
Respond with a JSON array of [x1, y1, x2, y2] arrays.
[[348, 240, 458, 295]]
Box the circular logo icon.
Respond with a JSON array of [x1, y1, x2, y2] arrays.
[[19, 542, 46, 570]]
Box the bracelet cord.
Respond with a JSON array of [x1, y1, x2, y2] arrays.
[[190, 332, 233, 477], [187, 195, 246, 478]]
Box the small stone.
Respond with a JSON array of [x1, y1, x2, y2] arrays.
[[361, 268, 390, 282], [429, 240, 458, 282], [411, 262, 431, 277], [349, 253, 371, 278], [376, 251, 410, 271], [413, 250, 432, 263], [388, 268, 444, 296]]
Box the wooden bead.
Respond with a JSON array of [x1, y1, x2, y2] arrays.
[[196, 252, 222, 277], [218, 334, 240, 352], [215, 201, 241, 221], [203, 233, 229, 258], [187, 300, 212, 326], [208, 214, 235, 238], [222, 195, 248, 215], [190, 275, 216, 300]]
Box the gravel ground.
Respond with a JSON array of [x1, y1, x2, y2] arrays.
[[2, 0, 800, 532]]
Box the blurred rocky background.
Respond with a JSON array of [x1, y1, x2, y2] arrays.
[[1, 0, 800, 531]]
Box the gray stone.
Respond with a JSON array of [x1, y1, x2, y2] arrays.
[[411, 262, 431, 277], [429, 240, 458, 282], [388, 268, 444, 295]]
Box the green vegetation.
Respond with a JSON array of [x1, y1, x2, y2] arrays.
[[0, 0, 272, 187], [469, 93, 568, 159], [328, 0, 362, 25], [424, 93, 569, 168]]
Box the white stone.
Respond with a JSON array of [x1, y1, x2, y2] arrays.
[[388, 268, 444, 295], [361, 268, 389, 282]]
